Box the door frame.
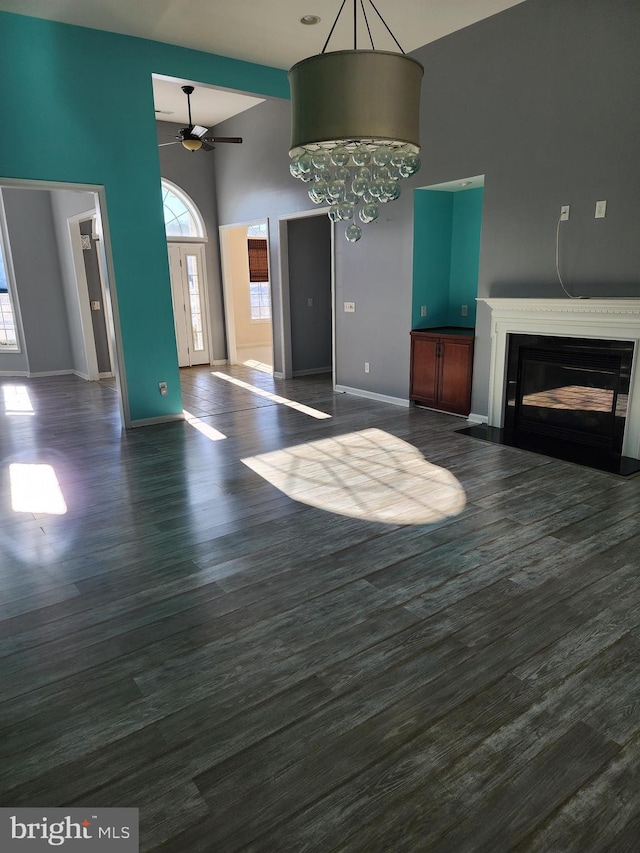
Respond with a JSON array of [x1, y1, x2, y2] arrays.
[[68, 210, 116, 380], [277, 207, 336, 386], [219, 218, 274, 370], [0, 177, 128, 427], [167, 241, 212, 367]]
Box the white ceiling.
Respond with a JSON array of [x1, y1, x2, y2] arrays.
[[152, 75, 264, 129], [2, 0, 527, 127]]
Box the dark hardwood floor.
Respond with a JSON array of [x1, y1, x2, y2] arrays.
[[1, 365, 640, 851]]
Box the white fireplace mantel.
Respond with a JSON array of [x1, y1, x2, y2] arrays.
[[478, 298, 640, 460]]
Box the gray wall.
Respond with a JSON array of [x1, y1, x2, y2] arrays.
[[288, 216, 332, 375], [157, 121, 226, 361], [49, 188, 97, 377], [211, 0, 640, 411], [2, 188, 74, 375], [211, 97, 323, 376]]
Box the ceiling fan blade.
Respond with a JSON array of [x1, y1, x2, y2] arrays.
[[200, 141, 215, 152], [202, 137, 243, 144], [192, 125, 209, 138], [158, 141, 181, 147]]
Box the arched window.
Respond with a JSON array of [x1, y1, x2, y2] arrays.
[[161, 179, 206, 240]]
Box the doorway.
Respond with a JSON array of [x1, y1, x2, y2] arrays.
[[167, 243, 211, 366], [219, 220, 273, 373], [277, 209, 335, 384]]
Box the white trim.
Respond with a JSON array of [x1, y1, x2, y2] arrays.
[[293, 366, 332, 377], [161, 178, 207, 240], [273, 370, 285, 379], [0, 189, 26, 357], [130, 412, 185, 428], [28, 369, 76, 377], [74, 370, 91, 380], [335, 384, 410, 408], [468, 412, 488, 425], [277, 207, 336, 385], [67, 213, 100, 380], [478, 297, 640, 459], [98, 371, 114, 379], [219, 218, 273, 369], [0, 370, 28, 376], [210, 358, 228, 365]]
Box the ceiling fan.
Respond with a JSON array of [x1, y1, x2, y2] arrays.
[[158, 85, 242, 152]]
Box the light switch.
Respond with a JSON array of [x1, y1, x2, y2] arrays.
[[90, 300, 101, 311]]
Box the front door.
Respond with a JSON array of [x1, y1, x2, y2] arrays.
[[167, 243, 210, 367]]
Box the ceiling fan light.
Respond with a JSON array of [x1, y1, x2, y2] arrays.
[[182, 137, 202, 152]]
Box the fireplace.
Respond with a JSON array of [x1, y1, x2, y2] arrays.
[[505, 334, 632, 454], [461, 299, 640, 475]]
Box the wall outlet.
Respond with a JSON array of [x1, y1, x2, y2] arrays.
[[595, 200, 607, 219], [158, 381, 168, 396], [420, 305, 427, 318], [307, 297, 314, 307], [364, 362, 370, 374], [560, 205, 570, 221], [344, 301, 355, 313], [461, 304, 468, 317]]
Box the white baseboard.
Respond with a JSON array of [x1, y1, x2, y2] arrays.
[[468, 412, 489, 425], [335, 384, 410, 408], [28, 369, 76, 378], [210, 359, 228, 366], [293, 367, 332, 377], [273, 371, 285, 379], [130, 412, 185, 428], [0, 370, 29, 377], [98, 371, 114, 379], [74, 370, 91, 380]]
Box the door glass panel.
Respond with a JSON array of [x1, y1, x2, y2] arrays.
[[186, 254, 204, 351]]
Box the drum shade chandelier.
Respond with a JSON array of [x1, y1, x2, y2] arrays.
[[288, 0, 423, 242]]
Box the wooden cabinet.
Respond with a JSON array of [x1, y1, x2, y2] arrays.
[[410, 328, 474, 416]]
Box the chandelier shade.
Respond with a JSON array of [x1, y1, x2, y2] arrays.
[[287, 1, 424, 242], [289, 50, 423, 155]]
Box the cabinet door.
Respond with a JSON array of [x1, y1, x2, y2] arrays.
[[438, 338, 473, 415], [410, 336, 439, 406]]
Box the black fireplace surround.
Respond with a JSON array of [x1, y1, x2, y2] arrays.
[[460, 333, 640, 475]]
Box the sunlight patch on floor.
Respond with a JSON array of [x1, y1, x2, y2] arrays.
[[3, 385, 35, 416], [212, 372, 331, 420], [183, 410, 226, 441], [242, 358, 273, 374], [242, 428, 466, 525], [9, 463, 67, 514]]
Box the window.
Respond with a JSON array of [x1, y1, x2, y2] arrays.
[[247, 228, 271, 321], [161, 180, 205, 239], [0, 224, 19, 351]]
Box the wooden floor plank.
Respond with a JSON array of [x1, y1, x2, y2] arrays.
[[1, 367, 639, 852]]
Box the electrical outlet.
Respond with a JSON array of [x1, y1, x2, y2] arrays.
[[344, 301, 355, 313], [307, 297, 314, 307], [595, 200, 607, 219], [420, 305, 427, 318], [364, 362, 370, 374], [461, 304, 468, 317], [158, 381, 168, 396], [560, 205, 570, 221]]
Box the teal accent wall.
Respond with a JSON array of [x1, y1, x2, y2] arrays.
[[412, 191, 453, 328], [0, 12, 288, 422], [412, 187, 483, 331], [448, 188, 483, 327]]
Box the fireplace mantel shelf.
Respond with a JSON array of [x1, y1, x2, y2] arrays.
[[477, 297, 640, 461], [479, 298, 640, 316]]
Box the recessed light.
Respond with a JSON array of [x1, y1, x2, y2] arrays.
[[300, 15, 321, 25]]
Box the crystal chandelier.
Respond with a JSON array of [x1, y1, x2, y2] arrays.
[[288, 1, 423, 242]]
